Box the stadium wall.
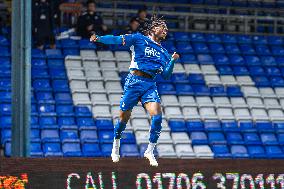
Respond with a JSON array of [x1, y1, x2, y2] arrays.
[[1, 158, 284, 188]]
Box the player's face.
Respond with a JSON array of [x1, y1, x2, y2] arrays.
[[153, 25, 168, 41]]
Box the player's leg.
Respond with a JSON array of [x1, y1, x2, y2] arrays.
[[111, 73, 141, 163], [141, 84, 162, 166], [111, 109, 131, 162]]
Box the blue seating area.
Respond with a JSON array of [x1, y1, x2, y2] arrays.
[[2, 30, 284, 159]]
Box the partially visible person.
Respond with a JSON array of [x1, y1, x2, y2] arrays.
[[76, 0, 107, 38], [136, 8, 148, 24], [50, 0, 64, 30], [32, 0, 56, 50], [124, 17, 140, 34]]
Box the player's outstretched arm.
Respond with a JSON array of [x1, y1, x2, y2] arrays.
[[90, 34, 125, 45], [161, 52, 179, 80]]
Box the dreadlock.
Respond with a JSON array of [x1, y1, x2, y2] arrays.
[[142, 14, 167, 36]]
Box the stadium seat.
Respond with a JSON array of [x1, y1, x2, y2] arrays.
[[212, 145, 231, 158], [231, 145, 249, 158], [82, 143, 102, 157]]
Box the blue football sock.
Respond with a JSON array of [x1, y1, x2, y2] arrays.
[[149, 114, 162, 143]]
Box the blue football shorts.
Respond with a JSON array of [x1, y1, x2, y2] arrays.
[[120, 73, 161, 111]]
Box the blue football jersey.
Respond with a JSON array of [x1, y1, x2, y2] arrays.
[[121, 33, 171, 78]]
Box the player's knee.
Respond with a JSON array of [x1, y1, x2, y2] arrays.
[[151, 114, 162, 132]]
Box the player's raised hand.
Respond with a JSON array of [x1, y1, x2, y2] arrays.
[[90, 34, 98, 42], [172, 52, 179, 61]]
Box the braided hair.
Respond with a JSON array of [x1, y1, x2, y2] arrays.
[[141, 14, 167, 36]]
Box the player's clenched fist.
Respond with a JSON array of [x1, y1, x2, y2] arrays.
[[90, 34, 99, 42], [172, 52, 179, 61]]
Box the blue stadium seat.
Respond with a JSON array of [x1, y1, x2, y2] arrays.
[[41, 129, 60, 143], [229, 55, 245, 66], [30, 129, 41, 142], [162, 41, 176, 53], [190, 132, 208, 145], [212, 145, 231, 158], [36, 92, 55, 104], [169, 120, 187, 132], [225, 44, 240, 54], [209, 43, 225, 54], [43, 142, 63, 157], [174, 32, 190, 42], [75, 106, 92, 117], [253, 36, 268, 45], [30, 142, 43, 157], [0, 116, 11, 128], [0, 79, 11, 90], [33, 79, 52, 91], [175, 84, 193, 95], [221, 34, 237, 43], [265, 66, 281, 76], [270, 76, 284, 87], [80, 130, 98, 143], [189, 33, 205, 42], [32, 58, 47, 68], [77, 117, 96, 130], [120, 144, 140, 157], [0, 91, 12, 102], [260, 133, 278, 145], [0, 68, 11, 78], [249, 66, 265, 76], [56, 105, 74, 117], [210, 85, 226, 96], [216, 65, 233, 75], [204, 121, 222, 131], [208, 132, 226, 144], [222, 121, 240, 132], [261, 56, 277, 66], [1, 129, 11, 144], [39, 116, 58, 129], [176, 42, 193, 54], [0, 103, 11, 115], [256, 122, 275, 133], [62, 142, 82, 157], [55, 93, 73, 104], [99, 130, 113, 143], [82, 143, 102, 157], [32, 49, 46, 59], [0, 57, 11, 68], [265, 146, 284, 158], [226, 132, 244, 145], [267, 36, 283, 45], [247, 145, 266, 158], [193, 43, 209, 53], [48, 59, 65, 69], [52, 80, 70, 92], [95, 119, 113, 130], [180, 54, 197, 64], [0, 47, 10, 57], [213, 54, 229, 65], [4, 142, 11, 156], [243, 133, 262, 145], [226, 86, 242, 97], [100, 143, 112, 157], [171, 73, 189, 83], [253, 76, 270, 87], [271, 46, 284, 56], [45, 49, 63, 59], [63, 49, 80, 56], [121, 131, 136, 144], [255, 45, 271, 55], [38, 104, 56, 116], [244, 55, 261, 66], [192, 85, 210, 96], [197, 54, 214, 64], [49, 69, 67, 79], [205, 34, 221, 43], [274, 122, 284, 133], [231, 145, 249, 158], [157, 83, 176, 95], [60, 130, 80, 143], [237, 35, 252, 44], [277, 134, 284, 145], [61, 39, 78, 49], [58, 117, 77, 130], [188, 74, 205, 84], [31, 116, 39, 129], [240, 121, 257, 132], [186, 120, 204, 132]]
